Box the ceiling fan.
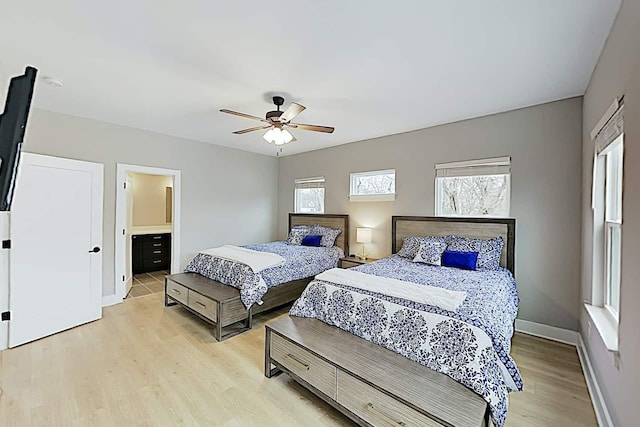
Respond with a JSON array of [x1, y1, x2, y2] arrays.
[[220, 96, 334, 146]]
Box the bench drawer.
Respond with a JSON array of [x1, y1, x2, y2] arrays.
[[271, 333, 336, 399], [166, 280, 188, 305], [188, 291, 218, 321], [337, 370, 443, 427]]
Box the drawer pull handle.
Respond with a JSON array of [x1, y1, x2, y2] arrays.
[[286, 353, 309, 370], [153, 243, 162, 247], [171, 289, 181, 295], [153, 236, 162, 239], [366, 403, 406, 427], [153, 250, 162, 254], [195, 301, 206, 309], [153, 260, 162, 264]]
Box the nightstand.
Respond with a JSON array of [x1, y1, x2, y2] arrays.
[[339, 256, 378, 269]]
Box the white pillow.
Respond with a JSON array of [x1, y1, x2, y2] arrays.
[[412, 241, 448, 266], [287, 226, 309, 245]]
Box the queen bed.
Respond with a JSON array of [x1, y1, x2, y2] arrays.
[[265, 216, 520, 427], [165, 213, 348, 340]]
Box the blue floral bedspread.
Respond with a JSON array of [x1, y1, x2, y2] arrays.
[[184, 242, 344, 309], [289, 255, 522, 427]]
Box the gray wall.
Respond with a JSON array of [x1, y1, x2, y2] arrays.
[[580, 0, 640, 425], [23, 109, 279, 297], [278, 98, 583, 331]]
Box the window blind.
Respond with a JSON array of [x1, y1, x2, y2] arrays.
[[435, 156, 511, 178], [294, 176, 325, 189], [592, 97, 624, 209], [594, 100, 624, 154]]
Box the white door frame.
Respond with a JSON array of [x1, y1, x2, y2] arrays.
[[0, 211, 10, 350], [114, 164, 181, 303]]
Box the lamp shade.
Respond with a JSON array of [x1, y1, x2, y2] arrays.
[[263, 127, 294, 145], [356, 227, 373, 244]]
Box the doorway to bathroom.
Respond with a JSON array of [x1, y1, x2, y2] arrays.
[[114, 164, 181, 302]]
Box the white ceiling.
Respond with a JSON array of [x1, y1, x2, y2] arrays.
[[0, 0, 620, 157]]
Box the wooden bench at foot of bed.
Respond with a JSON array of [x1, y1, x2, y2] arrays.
[[165, 273, 311, 341], [265, 316, 489, 427]]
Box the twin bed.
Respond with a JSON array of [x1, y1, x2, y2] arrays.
[[266, 216, 520, 427]]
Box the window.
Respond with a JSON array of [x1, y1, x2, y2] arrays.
[[604, 140, 623, 319], [587, 98, 623, 351], [435, 157, 511, 217], [594, 135, 624, 322], [349, 169, 396, 202], [294, 177, 325, 213]]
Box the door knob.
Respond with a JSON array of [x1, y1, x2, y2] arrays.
[[88, 246, 101, 253]]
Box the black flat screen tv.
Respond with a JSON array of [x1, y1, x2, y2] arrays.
[[0, 66, 37, 211]]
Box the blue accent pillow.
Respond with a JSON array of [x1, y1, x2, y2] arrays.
[[441, 250, 478, 271], [301, 234, 322, 247]]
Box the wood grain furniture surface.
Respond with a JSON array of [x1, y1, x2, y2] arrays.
[[165, 213, 349, 341], [165, 272, 250, 341], [267, 216, 516, 425], [338, 256, 378, 269], [265, 316, 489, 427], [132, 232, 171, 274]]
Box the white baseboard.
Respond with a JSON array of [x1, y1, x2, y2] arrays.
[[102, 294, 122, 307], [577, 334, 614, 427], [515, 319, 578, 346]]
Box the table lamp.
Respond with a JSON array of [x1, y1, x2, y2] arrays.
[[356, 227, 373, 260]]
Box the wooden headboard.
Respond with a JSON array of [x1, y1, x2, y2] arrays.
[[392, 216, 516, 274], [289, 213, 349, 255]]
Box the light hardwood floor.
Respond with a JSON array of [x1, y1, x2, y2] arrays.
[[0, 292, 597, 426]]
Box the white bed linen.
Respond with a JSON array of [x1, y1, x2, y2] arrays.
[[316, 268, 467, 312]]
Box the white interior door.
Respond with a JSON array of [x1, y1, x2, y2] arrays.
[[124, 177, 133, 295], [9, 153, 103, 347]]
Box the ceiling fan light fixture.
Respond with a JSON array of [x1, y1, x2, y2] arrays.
[[222, 96, 333, 149], [263, 127, 294, 145], [263, 127, 278, 143], [280, 128, 294, 144]]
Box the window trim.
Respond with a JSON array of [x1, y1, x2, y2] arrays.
[[604, 221, 621, 321], [294, 176, 325, 214], [349, 169, 396, 202], [586, 99, 624, 352], [434, 157, 511, 217]]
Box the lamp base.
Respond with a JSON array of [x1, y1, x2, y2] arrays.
[[357, 244, 368, 260]]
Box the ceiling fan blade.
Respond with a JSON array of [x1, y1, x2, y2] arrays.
[[280, 102, 306, 122], [233, 125, 272, 134], [220, 109, 268, 123], [288, 123, 335, 133]]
